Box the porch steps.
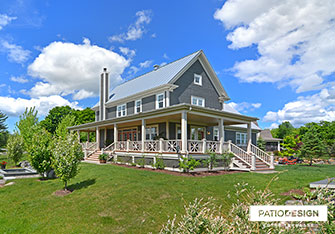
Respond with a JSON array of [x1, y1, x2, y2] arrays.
[[85, 150, 102, 163], [255, 158, 272, 171]]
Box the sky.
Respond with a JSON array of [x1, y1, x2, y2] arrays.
[[0, 0, 334, 132]]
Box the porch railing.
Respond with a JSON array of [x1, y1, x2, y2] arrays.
[[162, 140, 182, 153], [188, 140, 203, 153], [250, 143, 272, 166], [86, 142, 97, 158], [144, 140, 160, 152], [104, 142, 115, 152], [129, 141, 142, 151], [229, 142, 252, 167], [116, 141, 127, 151]]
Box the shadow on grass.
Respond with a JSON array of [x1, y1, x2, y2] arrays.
[[68, 178, 96, 191]]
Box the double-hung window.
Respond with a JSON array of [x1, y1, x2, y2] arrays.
[[135, 99, 142, 113], [236, 132, 247, 146], [191, 96, 205, 107], [194, 74, 202, 86], [156, 93, 165, 109], [117, 104, 126, 117]]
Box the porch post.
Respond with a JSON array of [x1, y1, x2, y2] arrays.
[[181, 111, 187, 153], [166, 121, 169, 139], [277, 141, 281, 151], [141, 119, 146, 152], [218, 118, 224, 154], [96, 127, 100, 150], [114, 124, 118, 145], [247, 122, 252, 153], [166, 91, 170, 107]]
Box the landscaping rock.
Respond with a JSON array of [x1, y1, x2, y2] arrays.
[[46, 169, 57, 179], [329, 158, 335, 165], [19, 160, 32, 169], [0, 179, 5, 185]]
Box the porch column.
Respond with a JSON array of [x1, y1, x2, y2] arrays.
[[181, 111, 187, 153], [166, 91, 170, 107], [277, 141, 281, 151], [218, 118, 224, 153], [247, 122, 252, 153], [141, 119, 146, 152], [114, 124, 118, 143], [166, 121, 169, 139], [96, 127, 100, 150]]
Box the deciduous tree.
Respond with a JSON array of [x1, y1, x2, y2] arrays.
[[6, 133, 24, 165]]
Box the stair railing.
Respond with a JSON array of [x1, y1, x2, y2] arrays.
[[250, 143, 273, 167]]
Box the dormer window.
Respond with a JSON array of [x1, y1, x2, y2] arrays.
[[191, 96, 205, 107], [135, 99, 142, 113], [117, 104, 126, 117], [194, 74, 202, 86], [156, 93, 165, 109]]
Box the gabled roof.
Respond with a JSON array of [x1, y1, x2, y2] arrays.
[[94, 50, 229, 108], [260, 129, 282, 141]]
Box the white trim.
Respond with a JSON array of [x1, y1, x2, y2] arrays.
[[145, 124, 159, 140], [156, 93, 165, 109], [194, 73, 202, 86], [191, 96, 205, 107], [134, 99, 142, 114], [117, 104, 127, 117], [236, 132, 247, 146], [213, 126, 219, 141]]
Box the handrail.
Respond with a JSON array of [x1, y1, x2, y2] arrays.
[[104, 142, 115, 152], [229, 142, 252, 167], [250, 143, 271, 166]]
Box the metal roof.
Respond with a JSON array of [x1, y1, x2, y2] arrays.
[[106, 50, 201, 104]]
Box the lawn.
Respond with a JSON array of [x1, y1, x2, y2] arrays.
[[0, 163, 334, 234]]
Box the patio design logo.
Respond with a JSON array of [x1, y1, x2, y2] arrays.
[[249, 205, 328, 222]]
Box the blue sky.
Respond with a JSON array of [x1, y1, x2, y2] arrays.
[[0, 0, 334, 132]]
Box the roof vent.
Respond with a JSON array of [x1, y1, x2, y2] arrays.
[[153, 64, 160, 70]]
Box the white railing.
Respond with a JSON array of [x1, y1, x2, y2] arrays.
[[115, 141, 127, 151], [163, 140, 182, 152], [187, 140, 203, 153], [86, 142, 97, 157], [229, 142, 252, 166], [129, 141, 142, 151], [144, 140, 160, 152], [250, 143, 271, 166], [206, 141, 220, 153], [104, 142, 115, 152]]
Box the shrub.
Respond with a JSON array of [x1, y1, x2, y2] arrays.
[[138, 155, 146, 168], [6, 133, 24, 165], [29, 127, 53, 177], [221, 151, 234, 171], [203, 151, 218, 171], [99, 153, 108, 161], [154, 155, 165, 169], [51, 132, 83, 190], [179, 156, 200, 173]]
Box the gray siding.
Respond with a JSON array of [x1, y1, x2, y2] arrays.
[[99, 129, 105, 148], [142, 95, 155, 112], [170, 60, 221, 110], [106, 106, 116, 119], [127, 101, 135, 115], [169, 122, 176, 140]]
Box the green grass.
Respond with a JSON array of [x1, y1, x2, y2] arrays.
[[0, 163, 335, 234]]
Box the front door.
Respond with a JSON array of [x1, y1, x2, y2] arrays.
[[118, 128, 138, 141], [190, 126, 205, 140]]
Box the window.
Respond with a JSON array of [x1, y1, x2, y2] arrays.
[[156, 93, 165, 109], [213, 127, 219, 141], [146, 126, 158, 140], [236, 132, 247, 145], [191, 126, 205, 140], [194, 74, 202, 86], [117, 104, 126, 117], [135, 99, 142, 113], [176, 124, 181, 139], [191, 96, 205, 107]]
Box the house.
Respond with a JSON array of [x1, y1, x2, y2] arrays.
[[258, 129, 282, 152], [69, 50, 274, 171]]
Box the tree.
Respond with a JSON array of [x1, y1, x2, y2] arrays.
[[40, 106, 73, 134], [272, 121, 295, 139], [55, 115, 76, 139], [6, 133, 24, 165], [280, 135, 302, 157], [29, 127, 53, 177], [257, 137, 266, 151], [15, 107, 39, 152], [300, 126, 325, 166], [0, 111, 8, 148], [73, 108, 95, 124], [52, 133, 83, 190]]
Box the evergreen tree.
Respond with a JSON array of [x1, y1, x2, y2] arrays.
[[257, 137, 266, 151], [301, 126, 325, 166]]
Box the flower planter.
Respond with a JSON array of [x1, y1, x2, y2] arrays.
[[1, 164, 6, 169], [99, 159, 106, 164]]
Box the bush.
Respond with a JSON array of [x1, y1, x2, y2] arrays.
[[154, 155, 165, 169], [179, 156, 200, 173], [203, 152, 218, 171], [29, 127, 53, 177], [99, 153, 108, 161], [6, 133, 24, 165], [221, 151, 234, 171], [138, 155, 146, 168]]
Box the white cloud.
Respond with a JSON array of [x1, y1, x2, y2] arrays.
[[1, 40, 31, 63], [109, 10, 152, 42], [263, 87, 335, 127], [27, 38, 129, 98], [119, 47, 136, 58], [163, 53, 169, 59], [72, 89, 95, 100], [139, 60, 152, 68], [0, 95, 81, 117], [229, 101, 262, 113], [215, 0, 335, 93], [0, 14, 16, 30], [10, 76, 28, 83]]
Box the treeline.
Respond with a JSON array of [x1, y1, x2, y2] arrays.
[[270, 121, 335, 165]]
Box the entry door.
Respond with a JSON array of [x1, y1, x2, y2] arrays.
[[191, 127, 205, 140]]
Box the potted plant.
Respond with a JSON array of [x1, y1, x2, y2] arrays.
[[99, 153, 108, 163], [1, 161, 7, 169]]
